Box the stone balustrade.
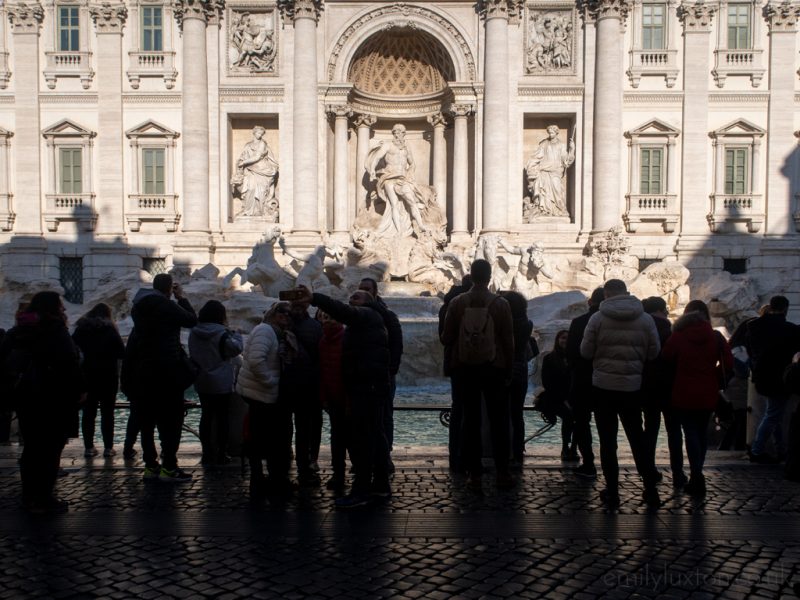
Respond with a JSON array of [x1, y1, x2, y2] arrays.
[[0, 51, 9, 89], [627, 48, 678, 87], [707, 193, 764, 233], [127, 50, 177, 89], [623, 193, 678, 233], [712, 47, 764, 87], [44, 50, 94, 89], [44, 192, 96, 231], [126, 193, 180, 232]]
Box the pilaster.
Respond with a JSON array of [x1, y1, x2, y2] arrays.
[[354, 113, 376, 216], [427, 112, 448, 217], [328, 103, 352, 237], [450, 104, 474, 240]]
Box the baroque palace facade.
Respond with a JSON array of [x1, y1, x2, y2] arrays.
[[0, 0, 798, 304]]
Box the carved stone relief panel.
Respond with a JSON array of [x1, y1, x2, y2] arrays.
[[227, 6, 278, 75], [525, 5, 576, 75]]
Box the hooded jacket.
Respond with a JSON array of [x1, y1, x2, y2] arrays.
[[746, 313, 800, 397], [662, 311, 733, 411], [188, 323, 244, 395], [580, 294, 660, 392], [130, 287, 197, 366], [72, 316, 125, 390]]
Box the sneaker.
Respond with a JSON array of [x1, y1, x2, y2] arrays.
[[599, 488, 620, 508], [653, 470, 664, 483], [749, 451, 780, 465], [370, 483, 392, 500], [103, 448, 116, 458], [159, 468, 193, 483], [309, 460, 320, 473], [642, 488, 662, 508], [122, 447, 137, 460], [84, 447, 98, 458], [495, 472, 516, 490], [335, 494, 371, 509], [142, 465, 161, 481], [573, 464, 598, 479]]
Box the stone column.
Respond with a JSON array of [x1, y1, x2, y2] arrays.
[[677, 2, 715, 238], [7, 2, 44, 235], [174, 0, 220, 234], [281, 0, 323, 235], [478, 0, 515, 232], [427, 112, 448, 215], [588, 0, 630, 232], [90, 2, 127, 237], [354, 113, 376, 215], [450, 104, 473, 238], [328, 104, 352, 235], [764, 1, 800, 235]]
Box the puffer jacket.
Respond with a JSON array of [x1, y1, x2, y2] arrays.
[[580, 294, 660, 392], [236, 323, 281, 404], [662, 312, 733, 411], [188, 322, 244, 395]]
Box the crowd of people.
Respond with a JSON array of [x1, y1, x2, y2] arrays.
[[0, 258, 798, 513]]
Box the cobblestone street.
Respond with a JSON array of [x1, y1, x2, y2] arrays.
[[1, 442, 799, 599]]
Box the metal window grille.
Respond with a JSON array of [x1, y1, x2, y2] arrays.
[[59, 257, 83, 304], [723, 258, 747, 275], [638, 258, 659, 272], [142, 257, 167, 277]]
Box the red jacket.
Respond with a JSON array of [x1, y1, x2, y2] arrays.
[[318, 321, 346, 410], [662, 312, 733, 411]]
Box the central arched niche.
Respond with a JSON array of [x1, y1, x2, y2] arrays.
[[348, 28, 455, 98]]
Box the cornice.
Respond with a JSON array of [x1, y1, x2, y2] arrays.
[[709, 92, 770, 103], [624, 91, 683, 103], [39, 94, 99, 104], [0, 96, 15, 104], [517, 85, 584, 98], [7, 2, 45, 33], [122, 93, 182, 104], [219, 86, 284, 98], [90, 2, 128, 33]]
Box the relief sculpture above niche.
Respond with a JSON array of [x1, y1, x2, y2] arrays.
[[525, 7, 575, 74], [228, 8, 278, 74]]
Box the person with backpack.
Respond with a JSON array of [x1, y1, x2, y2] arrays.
[[188, 300, 244, 466], [0, 292, 84, 513], [440, 259, 515, 491], [72, 303, 125, 458]]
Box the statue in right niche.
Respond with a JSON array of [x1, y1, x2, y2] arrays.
[[524, 124, 575, 219]]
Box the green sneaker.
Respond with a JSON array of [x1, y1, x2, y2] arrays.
[[159, 468, 192, 483], [142, 465, 160, 481]]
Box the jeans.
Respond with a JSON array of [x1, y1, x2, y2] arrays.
[[383, 375, 397, 455], [752, 394, 788, 456], [508, 364, 529, 461], [644, 405, 685, 477], [246, 399, 292, 484], [291, 384, 321, 475], [676, 409, 711, 479], [81, 382, 118, 450], [17, 405, 66, 506], [593, 387, 657, 492], [138, 391, 185, 471], [458, 365, 511, 475], [570, 388, 595, 465], [326, 404, 348, 479], [448, 373, 467, 470]]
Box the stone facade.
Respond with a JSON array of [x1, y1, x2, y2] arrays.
[[0, 0, 798, 313]]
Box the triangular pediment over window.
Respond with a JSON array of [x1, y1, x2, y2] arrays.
[[625, 118, 680, 139], [42, 119, 95, 139], [0, 127, 12, 139], [126, 120, 180, 140], [711, 119, 766, 139]]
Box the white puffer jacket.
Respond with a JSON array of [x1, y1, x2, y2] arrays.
[[580, 294, 660, 392], [236, 323, 281, 404]]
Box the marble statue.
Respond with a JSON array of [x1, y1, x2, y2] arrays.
[[222, 225, 293, 295], [524, 125, 575, 219], [471, 234, 507, 292], [231, 126, 279, 219], [366, 123, 445, 240], [278, 237, 340, 291], [407, 230, 465, 293], [526, 11, 573, 73], [498, 238, 553, 298], [230, 12, 277, 73]]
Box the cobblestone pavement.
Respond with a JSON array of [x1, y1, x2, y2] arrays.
[[1, 442, 799, 599]]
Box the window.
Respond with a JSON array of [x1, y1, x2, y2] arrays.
[[59, 148, 82, 194], [638, 258, 660, 272], [639, 148, 663, 195], [142, 148, 165, 194], [727, 5, 751, 50], [59, 257, 83, 304], [724, 148, 749, 195], [141, 6, 163, 52], [723, 258, 747, 274], [58, 6, 80, 52], [142, 257, 166, 276], [642, 4, 665, 50]]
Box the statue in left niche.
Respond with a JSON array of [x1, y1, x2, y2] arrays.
[[230, 12, 277, 73], [231, 126, 279, 220]]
